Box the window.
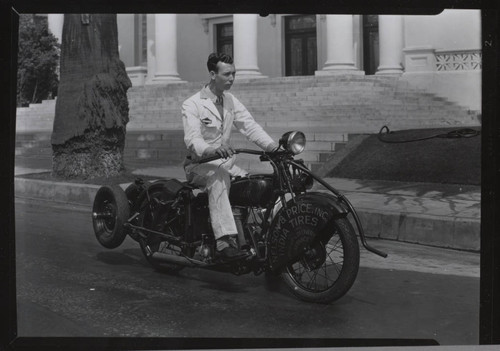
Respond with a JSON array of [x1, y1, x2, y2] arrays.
[[216, 23, 233, 57]]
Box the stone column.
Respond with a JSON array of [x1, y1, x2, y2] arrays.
[[47, 14, 64, 42], [150, 14, 184, 83], [376, 15, 404, 75], [316, 15, 362, 75], [233, 14, 266, 79]]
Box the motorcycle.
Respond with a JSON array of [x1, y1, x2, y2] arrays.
[[92, 131, 387, 304]]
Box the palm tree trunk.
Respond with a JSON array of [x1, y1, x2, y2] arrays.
[[51, 14, 131, 179]]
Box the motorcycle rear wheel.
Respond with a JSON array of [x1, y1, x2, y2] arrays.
[[280, 217, 360, 304], [92, 185, 130, 249], [137, 188, 191, 273]]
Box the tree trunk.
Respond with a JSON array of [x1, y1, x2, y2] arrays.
[[51, 14, 131, 179]]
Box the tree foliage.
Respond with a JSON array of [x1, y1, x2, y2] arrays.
[[17, 14, 60, 107]]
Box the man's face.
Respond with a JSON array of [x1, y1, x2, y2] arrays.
[[211, 62, 236, 92]]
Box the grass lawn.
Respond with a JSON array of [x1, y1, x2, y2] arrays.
[[326, 127, 481, 186]]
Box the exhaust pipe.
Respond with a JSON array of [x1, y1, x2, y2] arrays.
[[151, 252, 208, 267]]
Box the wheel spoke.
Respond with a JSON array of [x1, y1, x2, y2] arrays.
[[306, 269, 319, 290], [324, 251, 343, 275], [326, 236, 342, 253], [313, 266, 336, 287], [288, 231, 347, 292], [294, 262, 337, 291]]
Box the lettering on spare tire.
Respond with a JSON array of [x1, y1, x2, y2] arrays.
[[269, 201, 332, 268]]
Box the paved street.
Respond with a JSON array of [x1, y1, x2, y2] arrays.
[[15, 198, 479, 345]]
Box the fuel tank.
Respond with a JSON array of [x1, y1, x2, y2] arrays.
[[229, 175, 274, 207]]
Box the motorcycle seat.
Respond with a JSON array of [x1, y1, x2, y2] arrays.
[[181, 181, 198, 189]]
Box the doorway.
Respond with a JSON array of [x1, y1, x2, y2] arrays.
[[362, 15, 379, 75], [284, 15, 317, 76]]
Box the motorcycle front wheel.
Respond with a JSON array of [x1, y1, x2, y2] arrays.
[[280, 217, 360, 304]]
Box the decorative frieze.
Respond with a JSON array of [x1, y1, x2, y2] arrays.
[[435, 50, 482, 71]]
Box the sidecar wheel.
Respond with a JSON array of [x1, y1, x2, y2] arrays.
[[92, 185, 130, 249], [280, 217, 360, 304]]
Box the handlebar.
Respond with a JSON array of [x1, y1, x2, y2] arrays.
[[195, 148, 271, 164]]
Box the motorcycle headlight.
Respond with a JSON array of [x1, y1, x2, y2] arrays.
[[280, 131, 306, 155]]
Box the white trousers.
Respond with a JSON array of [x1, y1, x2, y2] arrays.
[[184, 158, 247, 239]]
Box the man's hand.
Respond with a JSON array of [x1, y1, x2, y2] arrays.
[[267, 142, 279, 152], [202, 145, 235, 159], [215, 144, 235, 158]]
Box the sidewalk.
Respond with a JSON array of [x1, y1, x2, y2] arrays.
[[14, 164, 481, 252]]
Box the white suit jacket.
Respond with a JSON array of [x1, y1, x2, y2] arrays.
[[182, 86, 275, 164]]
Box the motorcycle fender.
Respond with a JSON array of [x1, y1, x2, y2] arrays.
[[267, 192, 349, 273], [130, 178, 186, 213]]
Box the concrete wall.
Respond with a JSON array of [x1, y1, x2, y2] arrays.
[[257, 15, 283, 77], [173, 14, 334, 80], [118, 11, 481, 76], [117, 14, 136, 68], [402, 10, 481, 111], [177, 14, 212, 82], [404, 10, 481, 50], [115, 11, 481, 110]]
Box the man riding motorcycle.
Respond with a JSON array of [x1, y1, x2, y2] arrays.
[[181, 53, 278, 259]]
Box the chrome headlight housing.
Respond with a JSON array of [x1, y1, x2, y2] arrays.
[[279, 131, 306, 155]]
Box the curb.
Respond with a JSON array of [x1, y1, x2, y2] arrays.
[[14, 176, 480, 252], [357, 210, 480, 252], [15, 177, 102, 207]]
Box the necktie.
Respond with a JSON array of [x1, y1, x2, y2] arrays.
[[215, 95, 224, 120]]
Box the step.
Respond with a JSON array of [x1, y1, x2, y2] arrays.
[[16, 75, 481, 166]]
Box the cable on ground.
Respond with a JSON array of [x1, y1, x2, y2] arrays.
[[377, 125, 480, 143]]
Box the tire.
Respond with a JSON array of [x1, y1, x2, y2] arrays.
[[280, 217, 360, 304], [92, 185, 130, 249], [137, 188, 190, 274]]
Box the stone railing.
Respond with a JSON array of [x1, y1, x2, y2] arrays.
[[435, 50, 482, 71], [403, 47, 482, 73]]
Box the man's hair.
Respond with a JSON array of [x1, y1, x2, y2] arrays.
[[207, 53, 233, 72]]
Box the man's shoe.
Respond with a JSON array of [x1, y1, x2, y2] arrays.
[[216, 235, 247, 259], [218, 246, 248, 259]]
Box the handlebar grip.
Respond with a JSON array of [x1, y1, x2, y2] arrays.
[[197, 154, 224, 164]]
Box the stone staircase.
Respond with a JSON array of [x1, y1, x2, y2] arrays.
[[15, 75, 481, 173]]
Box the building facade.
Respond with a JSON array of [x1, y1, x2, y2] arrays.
[[47, 11, 482, 111]]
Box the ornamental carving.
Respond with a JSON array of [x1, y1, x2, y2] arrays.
[[436, 51, 482, 71]]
